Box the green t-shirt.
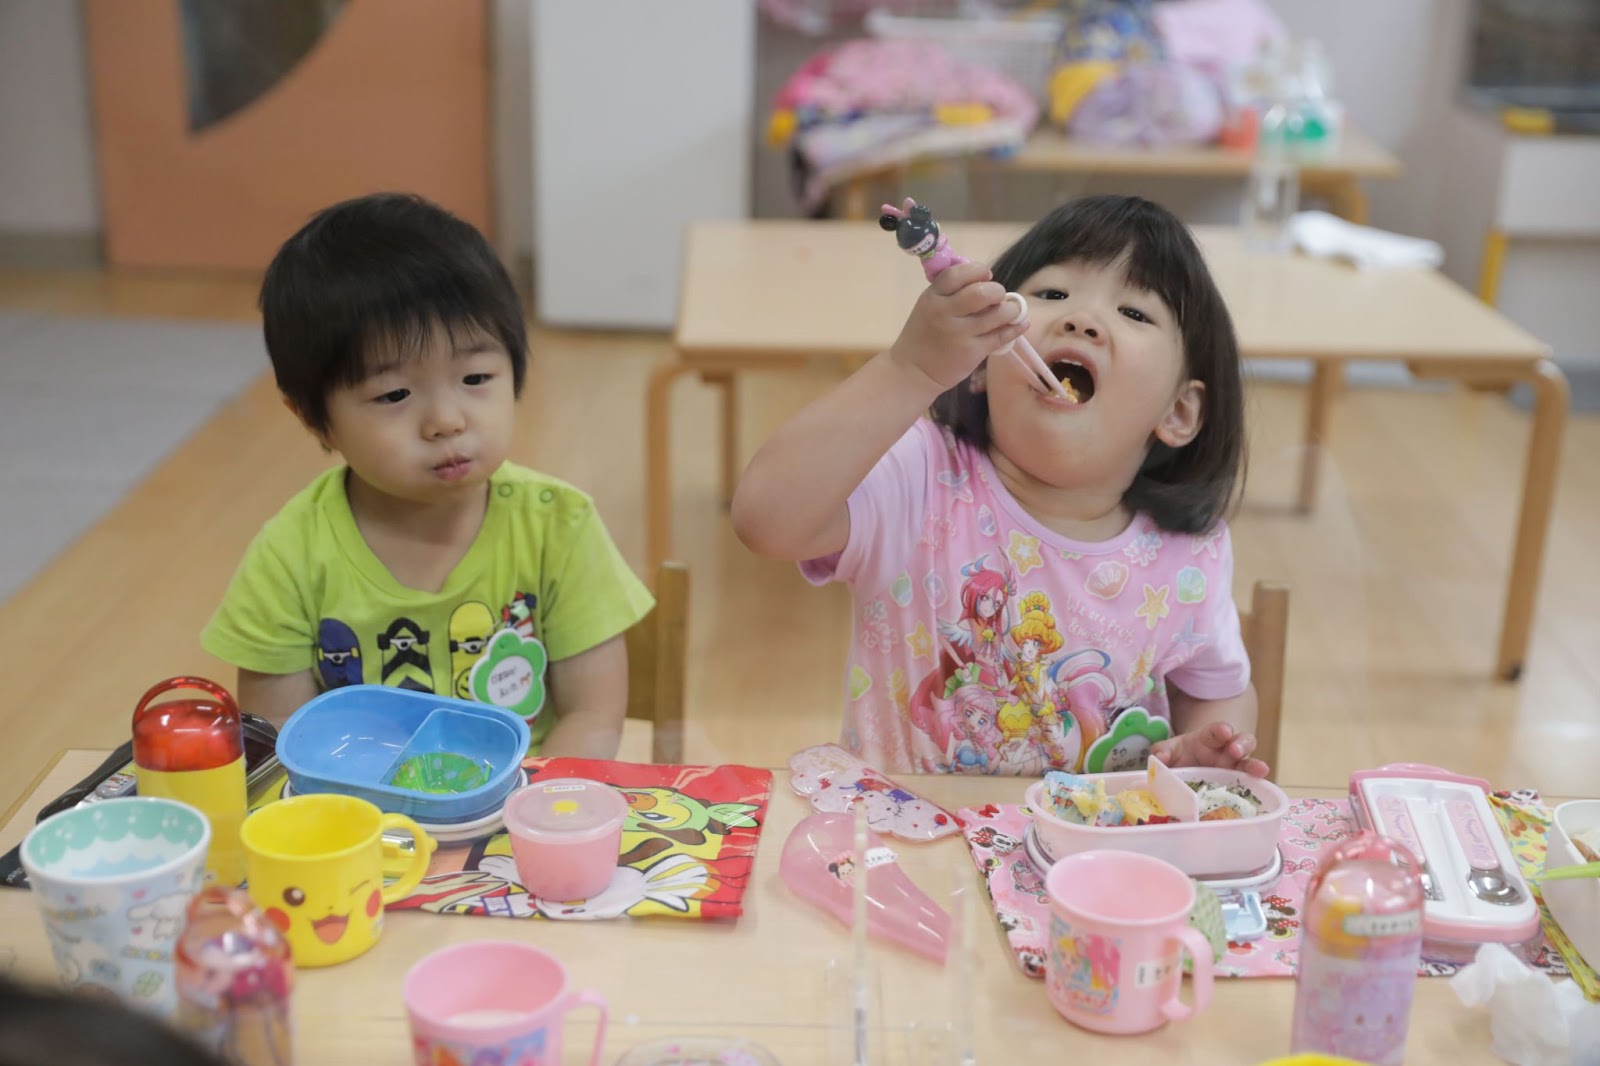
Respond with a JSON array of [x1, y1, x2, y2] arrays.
[[201, 462, 653, 752]]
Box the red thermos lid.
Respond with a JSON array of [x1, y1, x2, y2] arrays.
[[130, 676, 244, 773]]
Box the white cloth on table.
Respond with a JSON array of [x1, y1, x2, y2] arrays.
[[1289, 210, 1445, 270]]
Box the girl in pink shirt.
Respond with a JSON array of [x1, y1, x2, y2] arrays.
[[733, 195, 1265, 778]]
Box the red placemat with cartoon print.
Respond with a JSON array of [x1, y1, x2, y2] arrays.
[[394, 758, 771, 919], [252, 758, 772, 920], [960, 791, 1580, 980]]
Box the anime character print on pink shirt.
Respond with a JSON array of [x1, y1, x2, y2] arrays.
[[803, 420, 1249, 776]]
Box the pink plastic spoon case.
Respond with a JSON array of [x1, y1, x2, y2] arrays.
[[1348, 763, 1541, 963]]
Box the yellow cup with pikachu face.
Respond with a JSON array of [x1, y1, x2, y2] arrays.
[[241, 794, 435, 967]]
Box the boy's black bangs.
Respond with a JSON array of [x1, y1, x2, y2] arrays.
[[324, 270, 514, 390]]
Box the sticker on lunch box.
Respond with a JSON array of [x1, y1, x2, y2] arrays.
[[542, 784, 586, 794]]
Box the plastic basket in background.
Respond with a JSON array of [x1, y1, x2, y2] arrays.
[[863, 8, 1065, 103]]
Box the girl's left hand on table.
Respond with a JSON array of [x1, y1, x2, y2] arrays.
[[1150, 722, 1270, 778]]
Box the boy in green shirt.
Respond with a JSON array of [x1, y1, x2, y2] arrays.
[[203, 193, 652, 757]]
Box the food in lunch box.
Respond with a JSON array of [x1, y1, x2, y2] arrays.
[[1191, 780, 1264, 820], [1041, 771, 1263, 826], [1573, 826, 1600, 864], [1042, 773, 1128, 826]]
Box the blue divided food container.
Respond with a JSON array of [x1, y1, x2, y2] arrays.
[[276, 686, 530, 823]]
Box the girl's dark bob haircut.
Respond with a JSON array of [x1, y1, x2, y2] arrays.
[[929, 195, 1245, 534]]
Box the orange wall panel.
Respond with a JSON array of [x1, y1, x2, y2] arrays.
[[84, 0, 490, 271]]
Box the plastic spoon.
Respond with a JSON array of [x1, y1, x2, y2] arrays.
[[1444, 797, 1524, 906], [1376, 793, 1443, 901], [1538, 860, 1600, 882]]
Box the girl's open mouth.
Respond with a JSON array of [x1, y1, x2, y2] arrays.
[[1049, 359, 1095, 403]]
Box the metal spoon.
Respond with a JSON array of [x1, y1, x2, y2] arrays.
[[1445, 797, 1524, 906]]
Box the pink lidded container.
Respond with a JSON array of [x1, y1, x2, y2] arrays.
[[1024, 768, 1289, 879], [503, 778, 628, 901]]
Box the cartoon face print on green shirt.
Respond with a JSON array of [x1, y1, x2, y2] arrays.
[[448, 602, 496, 699], [378, 617, 433, 693], [315, 618, 362, 689]]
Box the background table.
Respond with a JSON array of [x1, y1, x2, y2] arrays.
[[833, 125, 1403, 224]]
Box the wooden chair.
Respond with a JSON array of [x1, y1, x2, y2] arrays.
[[623, 561, 689, 764], [1238, 580, 1290, 782]]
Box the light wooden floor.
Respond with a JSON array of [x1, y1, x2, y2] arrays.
[[1, 268, 1596, 813]]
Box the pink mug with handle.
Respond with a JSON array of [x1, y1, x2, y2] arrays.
[[404, 940, 608, 1065], [1044, 850, 1214, 1035]]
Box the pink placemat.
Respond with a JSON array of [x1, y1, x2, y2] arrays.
[[959, 794, 1576, 980]]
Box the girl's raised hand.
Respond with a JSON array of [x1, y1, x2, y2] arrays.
[[887, 261, 1031, 393], [1150, 722, 1270, 779]]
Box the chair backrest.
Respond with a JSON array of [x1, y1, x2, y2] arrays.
[[1238, 580, 1289, 782], [624, 561, 689, 763]]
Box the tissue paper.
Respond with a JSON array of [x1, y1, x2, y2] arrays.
[[1451, 943, 1600, 1066]]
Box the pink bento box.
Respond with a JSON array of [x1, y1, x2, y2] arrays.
[[1024, 768, 1289, 879]]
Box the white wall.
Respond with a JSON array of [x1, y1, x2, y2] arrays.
[[0, 0, 100, 233], [530, 0, 754, 328], [1431, 105, 1504, 286]]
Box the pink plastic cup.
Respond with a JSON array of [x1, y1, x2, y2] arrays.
[[503, 777, 627, 901], [1044, 849, 1214, 1035], [404, 940, 608, 1066]]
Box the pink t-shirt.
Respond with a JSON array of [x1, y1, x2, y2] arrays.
[[801, 419, 1250, 776]]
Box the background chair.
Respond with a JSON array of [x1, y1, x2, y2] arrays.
[[621, 561, 689, 764], [1239, 580, 1290, 782]]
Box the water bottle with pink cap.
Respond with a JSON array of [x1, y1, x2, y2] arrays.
[[1290, 830, 1424, 1065]]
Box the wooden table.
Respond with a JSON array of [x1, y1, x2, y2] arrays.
[[835, 126, 1403, 224], [0, 750, 1524, 1063], [653, 221, 1567, 681]]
